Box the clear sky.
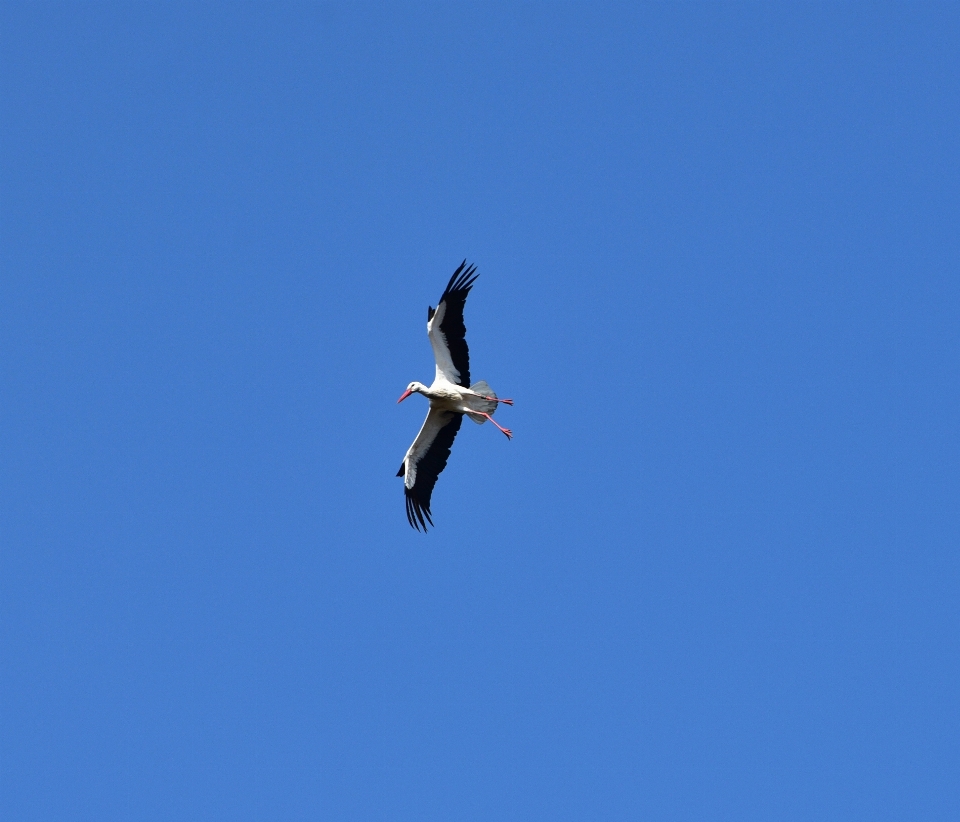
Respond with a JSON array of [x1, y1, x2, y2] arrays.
[[2, 4, 959, 820]]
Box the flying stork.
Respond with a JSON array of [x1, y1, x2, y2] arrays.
[[397, 261, 513, 531]]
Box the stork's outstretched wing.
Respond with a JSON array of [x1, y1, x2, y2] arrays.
[[427, 261, 478, 387], [397, 408, 464, 531]]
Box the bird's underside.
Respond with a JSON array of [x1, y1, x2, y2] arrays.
[[396, 261, 513, 531]]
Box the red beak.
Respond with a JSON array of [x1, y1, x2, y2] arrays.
[[397, 389, 413, 403]]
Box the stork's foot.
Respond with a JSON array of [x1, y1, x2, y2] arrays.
[[501, 427, 513, 440], [483, 396, 514, 406]]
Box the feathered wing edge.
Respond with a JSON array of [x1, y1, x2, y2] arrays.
[[397, 411, 464, 531], [434, 260, 479, 387]]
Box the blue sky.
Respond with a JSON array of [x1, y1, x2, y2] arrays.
[[2, 4, 959, 820]]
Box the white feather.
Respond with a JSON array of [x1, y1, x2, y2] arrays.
[[427, 301, 461, 385]]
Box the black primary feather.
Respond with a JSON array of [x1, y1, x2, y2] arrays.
[[436, 260, 479, 387], [403, 412, 463, 531]]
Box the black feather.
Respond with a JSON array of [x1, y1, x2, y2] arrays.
[[436, 260, 479, 387], [402, 412, 463, 531], [427, 305, 435, 321]]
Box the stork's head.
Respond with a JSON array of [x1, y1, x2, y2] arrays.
[[397, 381, 425, 403]]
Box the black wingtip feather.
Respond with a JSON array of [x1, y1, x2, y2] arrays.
[[441, 260, 479, 299], [405, 489, 433, 532]]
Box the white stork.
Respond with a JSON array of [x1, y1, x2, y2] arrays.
[[397, 261, 513, 530]]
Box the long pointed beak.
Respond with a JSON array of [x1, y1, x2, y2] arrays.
[[397, 389, 414, 403]]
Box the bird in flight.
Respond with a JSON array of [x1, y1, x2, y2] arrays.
[[397, 261, 513, 531]]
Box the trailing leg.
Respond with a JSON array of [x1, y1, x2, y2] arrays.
[[468, 411, 512, 439]]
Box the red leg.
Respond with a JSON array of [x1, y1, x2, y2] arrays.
[[469, 411, 513, 439], [482, 396, 514, 406]]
